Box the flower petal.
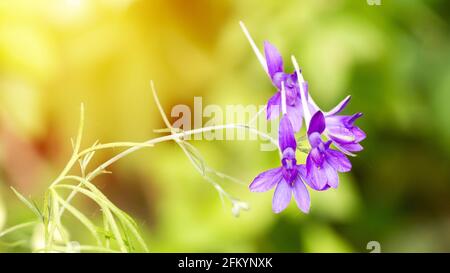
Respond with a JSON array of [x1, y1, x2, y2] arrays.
[[309, 147, 324, 165], [266, 92, 281, 120], [338, 142, 363, 153], [272, 179, 292, 213], [307, 132, 322, 149], [286, 99, 303, 132], [348, 112, 363, 124], [327, 126, 355, 144], [279, 114, 297, 151], [325, 95, 351, 116], [298, 164, 327, 192], [352, 126, 366, 142], [306, 156, 329, 191], [264, 41, 284, 78], [249, 167, 283, 192], [326, 149, 352, 172], [323, 161, 339, 188], [293, 176, 310, 213], [297, 164, 307, 178], [308, 111, 326, 135]]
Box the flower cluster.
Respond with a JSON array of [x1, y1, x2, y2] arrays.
[[249, 41, 365, 213]]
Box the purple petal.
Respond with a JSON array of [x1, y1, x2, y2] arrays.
[[266, 92, 281, 120], [286, 99, 303, 132], [352, 126, 366, 142], [327, 126, 355, 144], [325, 95, 351, 116], [297, 164, 325, 192], [264, 41, 284, 78], [249, 167, 283, 192], [348, 112, 363, 124], [272, 73, 287, 89], [306, 156, 328, 191], [279, 114, 297, 151], [325, 115, 345, 127], [305, 152, 314, 174], [292, 176, 310, 213], [309, 147, 324, 165], [297, 164, 307, 178], [338, 142, 364, 153], [308, 132, 323, 149], [323, 161, 339, 188], [326, 149, 352, 172], [308, 111, 326, 135], [272, 179, 292, 213]]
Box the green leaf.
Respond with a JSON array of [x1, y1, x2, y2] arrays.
[[54, 184, 129, 252], [51, 189, 102, 246], [10, 187, 42, 220]]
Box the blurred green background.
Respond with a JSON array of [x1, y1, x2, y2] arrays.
[[1, 0, 450, 252]]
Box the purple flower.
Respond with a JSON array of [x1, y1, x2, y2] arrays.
[[309, 96, 366, 155], [305, 111, 352, 191], [264, 41, 305, 132], [249, 115, 310, 213]]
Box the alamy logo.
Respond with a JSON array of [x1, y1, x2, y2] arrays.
[[163, 97, 279, 151], [366, 241, 381, 253], [367, 0, 381, 5]]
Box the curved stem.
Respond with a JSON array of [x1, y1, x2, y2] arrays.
[[0, 221, 37, 238], [85, 124, 277, 181], [77, 142, 154, 158], [51, 104, 84, 185]]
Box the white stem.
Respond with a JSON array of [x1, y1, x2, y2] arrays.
[[291, 55, 311, 127], [239, 21, 269, 76], [281, 81, 287, 115], [294, 64, 320, 111]]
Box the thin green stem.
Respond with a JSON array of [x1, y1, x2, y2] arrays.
[[0, 221, 37, 238], [85, 124, 277, 181], [51, 104, 84, 185]]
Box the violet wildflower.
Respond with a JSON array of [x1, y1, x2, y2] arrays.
[[264, 41, 305, 132], [249, 114, 310, 213], [309, 96, 366, 155], [240, 22, 365, 214], [305, 111, 352, 191]]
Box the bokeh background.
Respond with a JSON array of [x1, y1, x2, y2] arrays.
[[1, 0, 450, 252]]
